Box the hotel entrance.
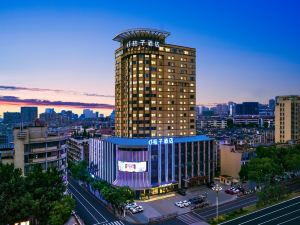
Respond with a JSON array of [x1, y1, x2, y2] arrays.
[[134, 183, 178, 200], [150, 183, 178, 196]]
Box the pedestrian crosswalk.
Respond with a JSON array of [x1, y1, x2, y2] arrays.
[[101, 221, 125, 225], [177, 213, 204, 224]]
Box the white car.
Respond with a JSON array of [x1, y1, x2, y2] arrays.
[[130, 207, 138, 213], [136, 206, 144, 212], [182, 200, 191, 206], [175, 201, 183, 207], [125, 202, 137, 210]]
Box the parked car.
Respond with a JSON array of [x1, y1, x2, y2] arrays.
[[178, 189, 187, 196], [125, 202, 137, 210], [135, 206, 144, 212], [129, 205, 144, 214], [191, 202, 209, 210], [175, 201, 183, 207], [206, 182, 215, 189], [225, 187, 239, 195], [189, 196, 205, 204], [182, 200, 191, 207]]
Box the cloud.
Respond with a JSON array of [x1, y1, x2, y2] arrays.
[[0, 96, 115, 109], [0, 85, 114, 98]]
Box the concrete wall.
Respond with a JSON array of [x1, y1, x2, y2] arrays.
[[220, 145, 242, 179]]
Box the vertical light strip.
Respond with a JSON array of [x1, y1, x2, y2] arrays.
[[197, 141, 200, 176], [203, 141, 206, 177], [165, 143, 168, 183], [172, 142, 175, 182], [158, 144, 161, 185], [191, 142, 194, 177], [178, 143, 181, 188], [208, 141, 211, 181], [185, 142, 187, 187], [148, 144, 152, 187]]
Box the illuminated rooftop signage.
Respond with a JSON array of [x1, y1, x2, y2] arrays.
[[126, 40, 160, 48], [148, 137, 174, 145]]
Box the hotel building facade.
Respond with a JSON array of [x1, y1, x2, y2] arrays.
[[89, 29, 216, 199], [114, 28, 196, 138]]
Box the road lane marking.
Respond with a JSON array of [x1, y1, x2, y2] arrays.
[[195, 196, 257, 215], [93, 221, 125, 225], [200, 199, 257, 218], [71, 191, 100, 224], [68, 183, 108, 222], [237, 201, 300, 225], [220, 196, 300, 225], [258, 208, 300, 225], [276, 215, 300, 225], [198, 198, 257, 215]]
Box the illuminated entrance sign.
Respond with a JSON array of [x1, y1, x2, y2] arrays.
[[126, 40, 160, 48], [148, 137, 174, 145]]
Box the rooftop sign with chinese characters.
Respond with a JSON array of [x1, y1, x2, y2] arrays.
[[148, 137, 174, 145], [126, 40, 160, 48]]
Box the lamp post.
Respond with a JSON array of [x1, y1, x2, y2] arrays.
[[212, 183, 222, 222]]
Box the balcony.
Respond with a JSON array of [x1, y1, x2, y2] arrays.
[[17, 131, 27, 139], [30, 155, 58, 163]]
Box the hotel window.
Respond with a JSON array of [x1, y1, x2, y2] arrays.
[[165, 48, 171, 52], [180, 57, 187, 61], [184, 50, 189, 55], [151, 54, 156, 58]]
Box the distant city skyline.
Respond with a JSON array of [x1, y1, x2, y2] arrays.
[[1, 0, 300, 117]]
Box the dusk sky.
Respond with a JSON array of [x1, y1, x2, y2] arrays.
[[1, 0, 300, 117]]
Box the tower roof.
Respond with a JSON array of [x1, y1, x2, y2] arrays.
[[113, 28, 170, 42]]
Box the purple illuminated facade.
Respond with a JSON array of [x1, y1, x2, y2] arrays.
[[89, 136, 216, 199]]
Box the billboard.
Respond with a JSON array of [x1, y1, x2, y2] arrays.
[[118, 161, 147, 173]]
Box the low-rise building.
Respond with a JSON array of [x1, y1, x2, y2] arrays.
[[197, 116, 227, 129], [0, 143, 14, 164], [13, 120, 67, 175], [220, 144, 255, 180], [67, 137, 89, 164]]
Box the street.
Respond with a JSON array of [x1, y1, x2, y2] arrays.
[[68, 179, 259, 225], [174, 194, 257, 224], [221, 196, 300, 225], [68, 177, 127, 225]]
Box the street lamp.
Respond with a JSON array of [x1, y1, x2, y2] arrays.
[[212, 183, 222, 222]]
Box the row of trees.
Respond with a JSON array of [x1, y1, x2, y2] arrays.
[[0, 163, 75, 225], [239, 144, 300, 206], [69, 160, 134, 213]]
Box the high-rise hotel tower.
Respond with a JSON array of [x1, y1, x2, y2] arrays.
[[113, 28, 196, 138], [89, 29, 216, 199]]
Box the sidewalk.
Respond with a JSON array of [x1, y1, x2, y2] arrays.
[[123, 184, 236, 224]]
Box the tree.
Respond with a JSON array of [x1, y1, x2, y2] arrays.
[[247, 158, 281, 186], [25, 165, 66, 225], [0, 164, 33, 225], [226, 119, 234, 129], [69, 160, 89, 182], [49, 196, 75, 225], [239, 164, 249, 181], [257, 184, 287, 207]]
